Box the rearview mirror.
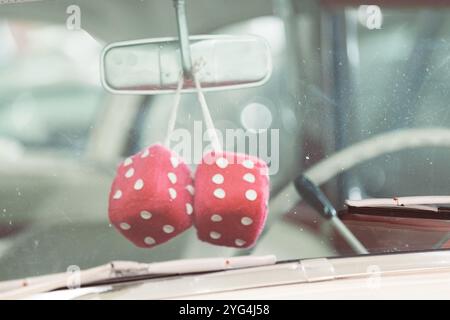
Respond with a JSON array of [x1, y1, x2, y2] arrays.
[[100, 35, 272, 95]]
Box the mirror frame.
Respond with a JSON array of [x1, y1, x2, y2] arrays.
[[100, 35, 273, 95]]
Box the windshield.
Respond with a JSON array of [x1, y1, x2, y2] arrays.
[[2, 0, 450, 282]]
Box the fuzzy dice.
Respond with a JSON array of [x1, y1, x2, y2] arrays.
[[194, 151, 270, 248], [108, 144, 194, 248]]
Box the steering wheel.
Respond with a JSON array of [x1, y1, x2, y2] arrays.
[[259, 127, 450, 253]]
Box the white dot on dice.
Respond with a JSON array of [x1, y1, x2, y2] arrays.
[[170, 156, 179, 168], [125, 168, 135, 178], [213, 188, 226, 199], [163, 225, 175, 234], [140, 211, 152, 220], [134, 179, 144, 190], [242, 159, 254, 169], [186, 203, 193, 215], [168, 172, 177, 184], [212, 174, 224, 184], [113, 190, 122, 200], [120, 222, 131, 230], [211, 214, 223, 222], [245, 189, 258, 201], [241, 217, 253, 226], [124, 157, 133, 166], [186, 185, 195, 195], [216, 157, 229, 169], [210, 231, 221, 239], [141, 149, 150, 158], [169, 188, 177, 199], [243, 173, 255, 183], [144, 237, 156, 245], [235, 239, 246, 247]]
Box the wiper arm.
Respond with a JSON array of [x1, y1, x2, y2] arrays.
[[294, 174, 368, 255], [0, 255, 276, 300]]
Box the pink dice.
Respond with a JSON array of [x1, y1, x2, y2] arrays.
[[108, 144, 194, 248], [194, 151, 270, 248]]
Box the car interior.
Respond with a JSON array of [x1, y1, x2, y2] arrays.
[[2, 0, 450, 282]]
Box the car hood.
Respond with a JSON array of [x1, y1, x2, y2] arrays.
[[3, 250, 450, 299]]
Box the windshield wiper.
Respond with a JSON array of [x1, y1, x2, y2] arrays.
[[294, 174, 368, 255], [0, 255, 276, 300]]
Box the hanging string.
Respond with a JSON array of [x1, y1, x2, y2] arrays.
[[164, 73, 185, 147], [165, 67, 222, 152], [193, 72, 222, 152]]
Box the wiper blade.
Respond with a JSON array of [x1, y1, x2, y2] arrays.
[[0, 255, 276, 300]]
